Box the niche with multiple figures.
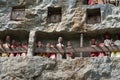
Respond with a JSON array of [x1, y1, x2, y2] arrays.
[[86, 8, 101, 24], [11, 6, 25, 21], [0, 30, 29, 57], [0, 30, 29, 42], [35, 32, 81, 58], [47, 7, 62, 23]]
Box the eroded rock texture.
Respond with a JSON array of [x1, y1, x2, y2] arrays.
[[1, 0, 120, 32], [0, 0, 86, 32], [1, 0, 120, 33], [0, 57, 56, 80], [0, 57, 120, 80]]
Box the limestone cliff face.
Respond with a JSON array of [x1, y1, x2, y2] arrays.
[[88, 5, 120, 32], [0, 57, 120, 80], [1, 0, 120, 32], [0, 0, 85, 32]]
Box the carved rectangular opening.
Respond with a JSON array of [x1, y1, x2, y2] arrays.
[[11, 6, 25, 21], [47, 7, 62, 23], [0, 30, 29, 41], [82, 0, 89, 5], [35, 32, 80, 58], [0, 1, 6, 7], [86, 8, 101, 24]]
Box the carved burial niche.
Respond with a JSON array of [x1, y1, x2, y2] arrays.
[[0, 1, 6, 7], [11, 6, 25, 21], [47, 7, 62, 23], [86, 8, 101, 24], [0, 30, 29, 56], [0, 30, 29, 43], [82, 0, 89, 5]]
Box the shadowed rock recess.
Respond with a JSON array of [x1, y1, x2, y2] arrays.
[[0, 57, 120, 80]]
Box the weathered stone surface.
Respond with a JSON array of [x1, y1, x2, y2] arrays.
[[88, 5, 120, 32], [1, 1, 120, 79], [0, 57, 56, 80], [40, 57, 120, 80], [1, 0, 120, 32], [0, 0, 85, 32], [1, 57, 120, 80]]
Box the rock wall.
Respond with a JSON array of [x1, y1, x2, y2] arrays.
[[1, 1, 120, 79], [1, 0, 120, 32], [0, 57, 120, 80], [0, 0, 86, 32], [89, 5, 120, 32]]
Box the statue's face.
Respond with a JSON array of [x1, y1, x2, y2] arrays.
[[46, 43, 50, 47], [0, 40, 2, 44], [12, 40, 16, 44], [37, 41, 42, 47], [58, 37, 63, 43], [67, 41, 71, 46], [105, 35, 110, 39], [91, 38, 96, 43], [6, 35, 11, 41]]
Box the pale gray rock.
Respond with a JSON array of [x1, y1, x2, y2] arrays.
[[0, 0, 120, 32], [0, 57, 56, 80], [0, 57, 120, 80], [0, 0, 86, 32], [41, 57, 120, 80]]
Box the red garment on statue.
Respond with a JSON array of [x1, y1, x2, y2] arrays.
[[49, 53, 56, 60], [98, 52, 106, 57], [89, 0, 94, 5], [90, 52, 99, 57], [67, 52, 73, 57]]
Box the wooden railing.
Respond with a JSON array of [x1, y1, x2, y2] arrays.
[[35, 46, 120, 53], [0, 47, 27, 53], [0, 46, 119, 54]]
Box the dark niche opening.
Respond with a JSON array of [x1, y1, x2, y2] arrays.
[[35, 32, 80, 43], [11, 6, 25, 21], [47, 7, 62, 23], [34, 32, 80, 57], [0, 1, 6, 7], [0, 30, 29, 42], [86, 8, 101, 24], [82, 0, 89, 5], [0, 30, 29, 57]]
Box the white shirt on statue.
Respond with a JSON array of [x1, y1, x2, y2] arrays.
[[114, 40, 120, 46], [56, 43, 64, 49], [104, 39, 112, 46]]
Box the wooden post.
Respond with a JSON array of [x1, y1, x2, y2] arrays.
[[80, 33, 83, 57], [27, 30, 36, 56], [57, 53, 62, 60]]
